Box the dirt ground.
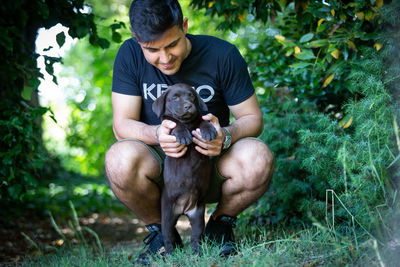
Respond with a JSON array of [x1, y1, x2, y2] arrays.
[[0, 212, 208, 265]]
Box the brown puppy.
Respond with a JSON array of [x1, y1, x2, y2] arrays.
[[152, 83, 217, 254]]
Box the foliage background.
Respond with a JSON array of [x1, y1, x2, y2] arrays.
[[0, 0, 111, 217], [1, 0, 399, 264]]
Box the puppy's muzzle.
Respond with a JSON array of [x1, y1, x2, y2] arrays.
[[175, 102, 197, 121]]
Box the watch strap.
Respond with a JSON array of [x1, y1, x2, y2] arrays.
[[222, 127, 231, 150]]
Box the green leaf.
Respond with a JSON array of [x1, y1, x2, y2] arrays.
[[56, 32, 66, 48], [294, 50, 315, 60], [289, 62, 312, 69], [327, 61, 346, 74], [388, 154, 400, 169], [112, 32, 122, 43], [48, 109, 58, 124], [43, 46, 53, 52], [97, 38, 110, 49], [21, 86, 32, 101], [45, 64, 54, 76], [8, 184, 22, 200], [306, 39, 328, 48], [110, 23, 122, 31], [76, 26, 89, 38], [299, 33, 314, 43]]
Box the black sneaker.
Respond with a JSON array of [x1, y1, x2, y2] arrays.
[[137, 223, 165, 265], [137, 223, 182, 265], [204, 215, 237, 257]]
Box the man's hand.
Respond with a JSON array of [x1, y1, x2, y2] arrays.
[[192, 114, 224, 156], [157, 119, 188, 158]]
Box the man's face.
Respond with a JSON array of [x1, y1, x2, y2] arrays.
[[138, 18, 191, 75]]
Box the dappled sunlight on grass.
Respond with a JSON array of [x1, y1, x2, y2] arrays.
[[24, 172, 124, 218]]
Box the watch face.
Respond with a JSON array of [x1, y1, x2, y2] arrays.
[[223, 128, 231, 149]]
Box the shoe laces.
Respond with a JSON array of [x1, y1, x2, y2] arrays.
[[142, 224, 164, 251], [143, 231, 159, 245]]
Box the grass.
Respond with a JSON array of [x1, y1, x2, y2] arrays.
[[20, 226, 378, 267], [20, 208, 390, 267], [18, 197, 400, 267], [14, 164, 399, 266]]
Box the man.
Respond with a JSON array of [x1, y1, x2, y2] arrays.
[[105, 0, 274, 263]]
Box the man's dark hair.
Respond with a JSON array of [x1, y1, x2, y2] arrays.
[[129, 0, 184, 43]]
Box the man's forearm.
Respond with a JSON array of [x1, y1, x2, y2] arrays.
[[113, 118, 159, 145], [225, 114, 263, 144]]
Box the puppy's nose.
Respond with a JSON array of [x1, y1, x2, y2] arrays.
[[183, 103, 192, 110]]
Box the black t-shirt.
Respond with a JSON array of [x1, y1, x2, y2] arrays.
[[112, 34, 254, 127]]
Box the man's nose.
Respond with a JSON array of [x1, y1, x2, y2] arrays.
[[160, 49, 171, 63]]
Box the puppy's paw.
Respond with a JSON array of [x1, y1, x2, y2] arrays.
[[200, 122, 218, 141], [176, 135, 193, 145], [171, 127, 193, 145]]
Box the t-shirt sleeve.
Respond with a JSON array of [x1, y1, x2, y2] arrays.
[[112, 41, 141, 96], [219, 46, 255, 106]]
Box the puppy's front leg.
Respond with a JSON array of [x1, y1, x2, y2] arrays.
[[171, 124, 193, 145], [161, 191, 180, 254], [187, 204, 205, 254], [198, 121, 217, 141]]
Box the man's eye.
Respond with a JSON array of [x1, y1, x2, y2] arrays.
[[168, 40, 179, 48]]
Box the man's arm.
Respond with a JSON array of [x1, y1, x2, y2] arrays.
[[225, 93, 263, 143], [112, 92, 158, 144], [192, 93, 263, 156]]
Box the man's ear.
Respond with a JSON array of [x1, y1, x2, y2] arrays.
[[152, 90, 168, 118], [183, 17, 189, 34], [195, 91, 208, 115]]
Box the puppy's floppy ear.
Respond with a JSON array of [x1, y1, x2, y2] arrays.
[[152, 90, 169, 118], [195, 91, 208, 114]]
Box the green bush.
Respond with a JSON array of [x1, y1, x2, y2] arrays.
[[1, 104, 52, 203], [192, 0, 384, 111], [231, 1, 399, 241], [300, 45, 396, 233], [0, 0, 112, 218], [239, 47, 397, 245], [238, 98, 316, 225]]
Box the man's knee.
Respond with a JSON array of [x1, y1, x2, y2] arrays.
[[242, 140, 273, 188], [105, 140, 160, 191], [222, 139, 274, 190]]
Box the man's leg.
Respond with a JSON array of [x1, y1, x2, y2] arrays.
[[104, 140, 162, 224], [204, 138, 274, 256], [214, 138, 274, 217]]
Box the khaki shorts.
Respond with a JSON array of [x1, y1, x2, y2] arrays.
[[118, 139, 228, 203]]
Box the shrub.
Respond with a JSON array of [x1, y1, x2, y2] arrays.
[[234, 1, 399, 240], [0, 0, 111, 218], [192, 0, 384, 112]]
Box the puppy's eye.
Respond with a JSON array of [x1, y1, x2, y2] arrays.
[[187, 95, 195, 102]]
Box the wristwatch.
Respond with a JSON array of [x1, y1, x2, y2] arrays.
[[222, 127, 232, 150]]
